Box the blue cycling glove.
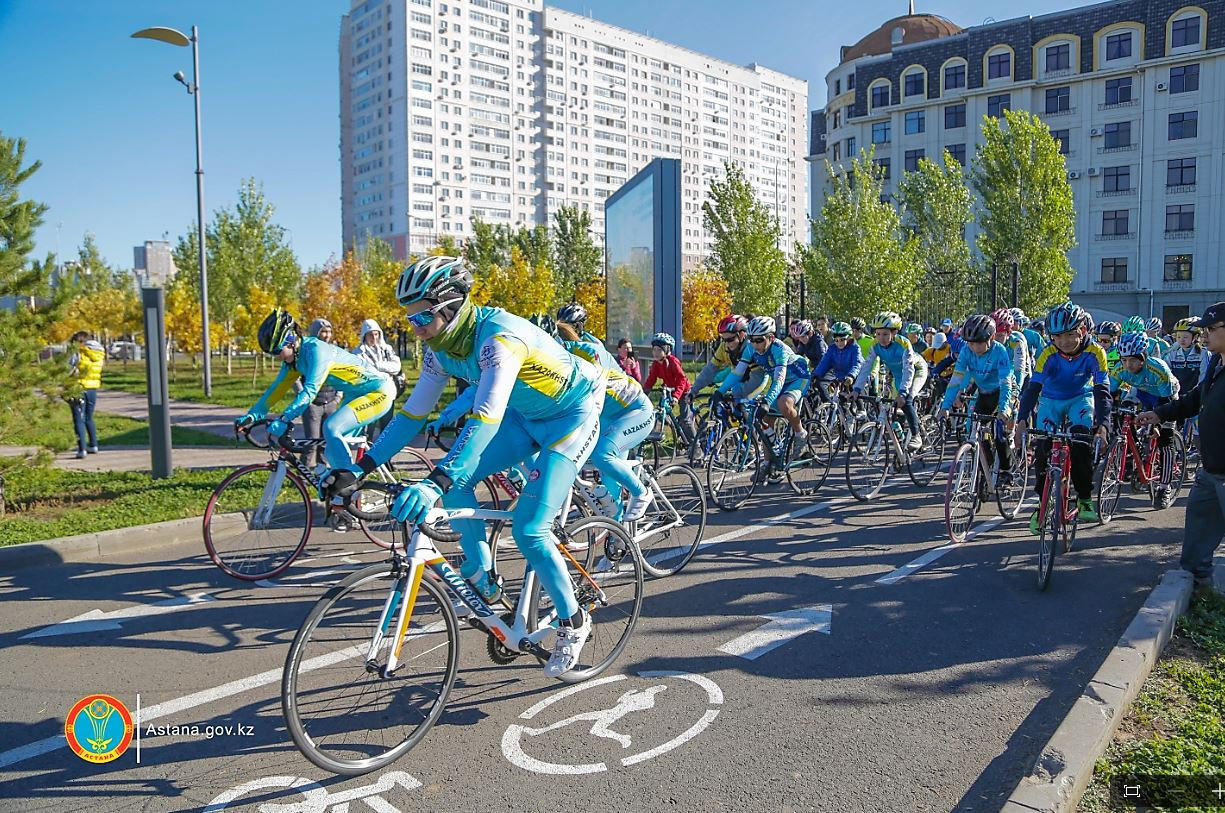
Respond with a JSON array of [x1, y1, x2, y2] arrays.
[[391, 479, 444, 524], [236, 411, 261, 427], [267, 419, 289, 439]]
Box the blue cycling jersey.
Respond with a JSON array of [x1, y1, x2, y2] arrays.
[[1022, 328, 1046, 358], [940, 341, 1015, 410], [812, 341, 863, 381], [1110, 357, 1179, 408], [719, 337, 809, 405], [1018, 338, 1111, 426], [853, 335, 918, 394], [251, 337, 389, 423]]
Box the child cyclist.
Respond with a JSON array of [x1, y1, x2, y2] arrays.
[[1095, 321, 1122, 369], [991, 308, 1032, 390], [1110, 332, 1181, 508], [852, 312, 926, 452], [644, 332, 697, 447], [811, 321, 863, 402], [935, 313, 1017, 485], [237, 309, 396, 474], [717, 316, 810, 458], [1017, 302, 1112, 532], [693, 314, 765, 398]]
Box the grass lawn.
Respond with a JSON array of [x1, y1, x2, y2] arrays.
[[0, 461, 260, 546], [1079, 589, 1225, 811], [4, 408, 232, 452]]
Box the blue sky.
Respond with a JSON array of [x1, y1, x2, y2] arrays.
[[1, 0, 1077, 272]]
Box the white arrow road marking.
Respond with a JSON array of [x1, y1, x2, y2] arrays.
[[875, 500, 1029, 585], [717, 604, 832, 660], [204, 770, 422, 813], [20, 593, 217, 639]]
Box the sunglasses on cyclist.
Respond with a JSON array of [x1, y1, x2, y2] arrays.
[[407, 300, 453, 329], [749, 336, 769, 345], [720, 335, 740, 343]]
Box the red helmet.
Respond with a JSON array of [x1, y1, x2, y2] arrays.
[[717, 314, 747, 334], [989, 308, 1015, 334]]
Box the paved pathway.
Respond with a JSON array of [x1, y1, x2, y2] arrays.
[[92, 390, 238, 439], [0, 445, 267, 473]]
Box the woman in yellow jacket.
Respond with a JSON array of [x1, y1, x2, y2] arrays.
[[68, 331, 105, 458]]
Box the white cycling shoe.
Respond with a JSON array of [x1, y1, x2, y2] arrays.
[[545, 612, 593, 678], [906, 432, 924, 453], [621, 489, 655, 523]]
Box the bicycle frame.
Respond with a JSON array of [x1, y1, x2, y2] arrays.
[[1114, 411, 1161, 486], [1035, 431, 1080, 530]]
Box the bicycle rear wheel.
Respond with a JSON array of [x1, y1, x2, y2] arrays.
[[282, 563, 459, 775], [1096, 439, 1124, 524], [786, 420, 834, 495], [1166, 431, 1188, 503], [944, 443, 978, 544], [907, 413, 945, 487], [845, 421, 890, 502], [636, 464, 707, 578], [203, 463, 313, 581], [995, 433, 1030, 520], [706, 426, 759, 511], [536, 517, 644, 683], [650, 414, 681, 467], [1037, 471, 1060, 591]]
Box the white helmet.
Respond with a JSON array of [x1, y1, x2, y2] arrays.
[[396, 256, 473, 306], [746, 316, 776, 337]]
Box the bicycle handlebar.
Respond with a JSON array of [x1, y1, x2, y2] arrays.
[[345, 481, 462, 543]]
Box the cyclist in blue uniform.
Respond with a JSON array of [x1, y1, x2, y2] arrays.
[[936, 313, 1017, 484], [1018, 302, 1112, 532], [344, 257, 605, 678], [1111, 332, 1180, 507], [811, 321, 863, 401], [852, 311, 925, 452], [718, 315, 810, 456], [238, 309, 395, 473]]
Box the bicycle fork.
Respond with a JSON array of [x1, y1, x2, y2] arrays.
[[252, 461, 289, 530]]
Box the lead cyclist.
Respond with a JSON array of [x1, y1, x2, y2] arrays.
[[334, 256, 606, 678]]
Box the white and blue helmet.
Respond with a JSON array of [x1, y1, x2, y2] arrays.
[[396, 256, 473, 306]]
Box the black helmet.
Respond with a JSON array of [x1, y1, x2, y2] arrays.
[[258, 309, 297, 354], [556, 303, 588, 327], [849, 317, 867, 332], [962, 314, 997, 342]]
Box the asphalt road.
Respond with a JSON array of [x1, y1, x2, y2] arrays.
[[0, 464, 1184, 813]]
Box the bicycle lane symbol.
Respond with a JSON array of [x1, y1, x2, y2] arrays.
[[501, 670, 722, 775], [203, 770, 421, 813]]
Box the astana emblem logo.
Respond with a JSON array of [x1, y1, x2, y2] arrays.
[[65, 694, 134, 763]]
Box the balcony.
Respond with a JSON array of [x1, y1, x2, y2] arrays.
[[1164, 230, 1195, 240], [1094, 232, 1135, 241], [1043, 106, 1076, 118], [1166, 184, 1197, 195], [1098, 98, 1140, 111], [1096, 188, 1137, 198], [1162, 278, 1194, 290], [1093, 281, 1133, 292], [1042, 67, 1075, 80], [1097, 143, 1136, 154]]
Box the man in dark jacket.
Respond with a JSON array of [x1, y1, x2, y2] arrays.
[[1139, 301, 1225, 594]]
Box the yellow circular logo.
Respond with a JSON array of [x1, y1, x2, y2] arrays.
[[65, 694, 133, 763]]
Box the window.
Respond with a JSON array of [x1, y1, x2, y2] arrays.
[[988, 51, 1011, 79], [846, 136, 857, 156], [1102, 209, 1129, 235], [1163, 254, 1193, 281], [1104, 121, 1131, 149], [945, 103, 966, 129], [875, 157, 891, 180], [1046, 43, 1071, 72], [946, 143, 966, 165], [848, 74, 856, 90], [1050, 128, 1070, 155], [835, 79, 841, 96], [987, 94, 1010, 118], [904, 149, 924, 172], [1166, 204, 1195, 232], [1171, 16, 1200, 49], [1100, 257, 1128, 283], [1170, 63, 1199, 93], [944, 63, 966, 90], [1103, 165, 1131, 192], [1106, 32, 1132, 60], [871, 121, 891, 144], [1105, 77, 1132, 105], [905, 110, 925, 134], [1169, 110, 1198, 140], [1045, 86, 1070, 114], [904, 71, 925, 97], [871, 84, 890, 108], [1166, 157, 1196, 186]]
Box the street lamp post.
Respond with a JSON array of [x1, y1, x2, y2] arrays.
[[132, 24, 212, 397]]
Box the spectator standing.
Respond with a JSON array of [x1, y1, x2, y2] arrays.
[[616, 338, 641, 382], [299, 319, 341, 468], [1140, 301, 1225, 595], [67, 331, 105, 459], [353, 319, 404, 441]]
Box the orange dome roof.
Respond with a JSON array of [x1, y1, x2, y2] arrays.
[[840, 13, 964, 64]]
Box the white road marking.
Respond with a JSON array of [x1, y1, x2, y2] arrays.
[[204, 770, 422, 813], [716, 605, 833, 660], [21, 593, 216, 639], [875, 502, 1029, 585]]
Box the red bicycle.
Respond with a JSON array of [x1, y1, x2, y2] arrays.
[[1097, 403, 1188, 523], [1027, 424, 1098, 591]]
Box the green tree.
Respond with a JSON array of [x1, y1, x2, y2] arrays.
[[512, 223, 552, 273], [798, 149, 919, 321], [465, 218, 512, 272], [702, 161, 787, 315], [0, 133, 72, 450], [429, 234, 460, 256], [971, 108, 1077, 313], [897, 150, 981, 320], [552, 205, 601, 302]]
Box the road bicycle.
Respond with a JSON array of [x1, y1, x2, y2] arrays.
[[1097, 403, 1188, 523], [281, 486, 643, 776], [704, 394, 832, 511], [844, 394, 943, 501], [944, 409, 1030, 543], [201, 420, 432, 581], [646, 386, 699, 466], [1027, 424, 1098, 591]]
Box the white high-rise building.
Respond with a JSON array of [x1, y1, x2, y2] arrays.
[[340, 0, 808, 270]]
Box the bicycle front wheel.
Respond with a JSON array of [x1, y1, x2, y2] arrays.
[[944, 443, 978, 544], [1166, 431, 1188, 504], [706, 426, 759, 511], [637, 464, 707, 578], [539, 516, 644, 683], [1096, 439, 1124, 524], [1037, 471, 1060, 592], [282, 563, 459, 776], [203, 463, 313, 581], [786, 420, 834, 496], [995, 434, 1030, 521], [845, 421, 890, 501], [907, 413, 946, 487]]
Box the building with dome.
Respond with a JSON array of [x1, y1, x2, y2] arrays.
[[808, 0, 1225, 327]]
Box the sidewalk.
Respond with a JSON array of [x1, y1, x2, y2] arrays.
[[0, 445, 267, 472], [93, 389, 237, 438]]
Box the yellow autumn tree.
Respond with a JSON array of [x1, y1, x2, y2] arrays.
[[572, 276, 607, 339], [50, 285, 140, 346], [233, 284, 280, 351], [165, 277, 226, 369], [681, 267, 732, 343], [470, 246, 554, 318], [302, 252, 364, 347]]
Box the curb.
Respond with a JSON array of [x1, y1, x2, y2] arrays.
[[0, 516, 204, 572], [999, 568, 1197, 813]]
